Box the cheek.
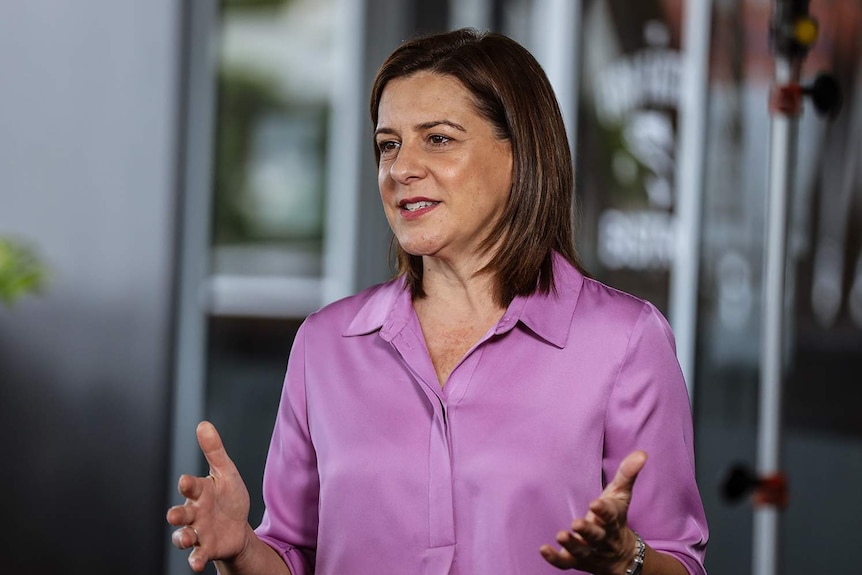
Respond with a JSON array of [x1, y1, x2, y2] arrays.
[[378, 178, 397, 210], [377, 168, 387, 195]]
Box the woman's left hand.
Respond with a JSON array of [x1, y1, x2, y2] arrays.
[[540, 450, 647, 574]]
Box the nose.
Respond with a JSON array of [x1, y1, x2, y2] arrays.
[[388, 140, 425, 184]]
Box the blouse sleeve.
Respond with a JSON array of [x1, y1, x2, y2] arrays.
[[254, 321, 319, 575], [603, 302, 709, 575]]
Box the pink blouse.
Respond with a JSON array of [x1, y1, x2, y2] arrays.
[[255, 254, 708, 575]]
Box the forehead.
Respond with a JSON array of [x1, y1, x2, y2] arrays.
[[376, 72, 478, 125]]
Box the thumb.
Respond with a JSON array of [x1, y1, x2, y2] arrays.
[[196, 420, 235, 477], [606, 450, 648, 497]]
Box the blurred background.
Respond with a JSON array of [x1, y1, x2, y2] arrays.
[[0, 0, 860, 574]]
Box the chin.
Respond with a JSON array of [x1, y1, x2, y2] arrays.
[[399, 246, 435, 258], [395, 237, 444, 258]]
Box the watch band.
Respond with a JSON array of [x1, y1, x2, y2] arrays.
[[625, 532, 646, 575]]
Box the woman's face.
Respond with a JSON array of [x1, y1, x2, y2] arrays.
[[375, 72, 513, 267]]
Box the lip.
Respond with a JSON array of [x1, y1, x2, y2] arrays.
[[398, 197, 440, 220]]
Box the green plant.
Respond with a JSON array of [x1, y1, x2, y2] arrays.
[[0, 237, 48, 307]]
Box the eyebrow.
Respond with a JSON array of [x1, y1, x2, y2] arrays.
[[374, 120, 467, 138]]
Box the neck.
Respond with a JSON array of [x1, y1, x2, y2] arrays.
[[417, 255, 502, 312]]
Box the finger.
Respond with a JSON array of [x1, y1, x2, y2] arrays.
[[605, 450, 647, 496], [188, 546, 210, 573], [584, 466, 637, 525], [570, 518, 608, 548], [196, 421, 236, 478], [539, 544, 576, 569], [171, 526, 198, 550], [587, 496, 625, 528], [557, 528, 593, 558], [177, 473, 209, 500], [599, 451, 647, 500], [166, 504, 195, 527]]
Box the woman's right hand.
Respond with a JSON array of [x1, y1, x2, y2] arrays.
[[167, 421, 253, 573]]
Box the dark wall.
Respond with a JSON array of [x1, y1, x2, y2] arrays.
[[0, 2, 181, 573]]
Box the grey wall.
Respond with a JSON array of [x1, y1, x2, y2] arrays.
[[0, 2, 180, 573]]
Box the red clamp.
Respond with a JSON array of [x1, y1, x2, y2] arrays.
[[722, 464, 789, 509], [752, 472, 789, 508], [769, 83, 804, 117]]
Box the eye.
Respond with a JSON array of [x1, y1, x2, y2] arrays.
[[428, 134, 451, 146], [376, 140, 400, 155]]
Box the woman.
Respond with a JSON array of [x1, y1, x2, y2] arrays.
[[167, 28, 708, 575]]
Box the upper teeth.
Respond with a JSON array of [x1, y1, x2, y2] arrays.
[[404, 201, 436, 211]]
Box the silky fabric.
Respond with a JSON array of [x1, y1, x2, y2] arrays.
[[255, 253, 708, 575]]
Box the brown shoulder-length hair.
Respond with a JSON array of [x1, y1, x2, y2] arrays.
[[370, 28, 584, 306]]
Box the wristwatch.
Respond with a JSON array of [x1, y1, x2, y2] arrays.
[[625, 533, 646, 575]]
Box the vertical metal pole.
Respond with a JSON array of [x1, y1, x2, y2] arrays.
[[669, 0, 713, 398], [530, 0, 581, 156], [754, 8, 807, 570], [322, 0, 366, 303], [165, 2, 218, 574], [753, 1, 822, 571]]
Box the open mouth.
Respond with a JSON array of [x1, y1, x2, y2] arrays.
[[400, 200, 440, 212]]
